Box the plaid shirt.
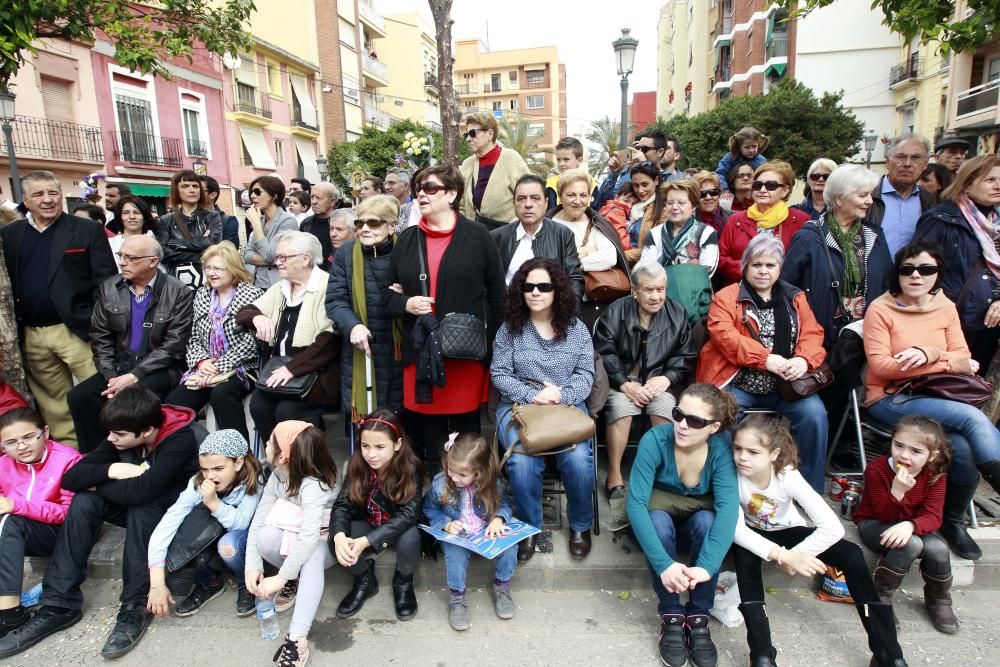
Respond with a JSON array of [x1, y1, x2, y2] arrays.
[[366, 469, 391, 527]]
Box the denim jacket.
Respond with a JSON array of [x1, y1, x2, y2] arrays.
[[147, 477, 261, 568], [422, 472, 514, 531]]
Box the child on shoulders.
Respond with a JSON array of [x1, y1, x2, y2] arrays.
[[715, 127, 768, 192]]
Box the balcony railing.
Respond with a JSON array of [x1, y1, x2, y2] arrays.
[[956, 80, 1000, 119], [232, 84, 272, 118], [364, 106, 391, 130], [765, 36, 788, 60], [889, 54, 921, 86], [0, 115, 103, 163], [358, 0, 385, 34], [291, 108, 318, 132], [185, 138, 208, 157], [112, 130, 183, 167], [424, 72, 439, 92], [526, 79, 547, 88], [456, 83, 472, 95], [362, 55, 388, 83]]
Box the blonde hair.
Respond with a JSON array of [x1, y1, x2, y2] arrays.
[[556, 168, 592, 197], [464, 112, 498, 142], [201, 242, 253, 285], [941, 154, 1000, 203], [754, 161, 796, 201], [693, 170, 721, 189], [356, 194, 400, 224]]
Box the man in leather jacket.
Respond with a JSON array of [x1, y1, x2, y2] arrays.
[[68, 235, 194, 452], [491, 174, 584, 299]]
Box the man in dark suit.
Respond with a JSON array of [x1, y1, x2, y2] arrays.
[[0, 170, 117, 446]]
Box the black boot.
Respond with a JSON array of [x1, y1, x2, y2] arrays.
[[859, 602, 907, 667], [738, 601, 778, 666], [391, 570, 417, 621], [977, 460, 1000, 495], [336, 560, 379, 619], [938, 478, 982, 560]]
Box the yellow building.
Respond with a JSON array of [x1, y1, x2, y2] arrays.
[[888, 35, 951, 144], [453, 39, 567, 149], [657, 0, 713, 118], [381, 12, 441, 130]]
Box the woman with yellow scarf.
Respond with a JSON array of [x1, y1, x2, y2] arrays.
[[717, 161, 811, 286]]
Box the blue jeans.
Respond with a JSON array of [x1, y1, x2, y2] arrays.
[[729, 387, 828, 492], [217, 529, 248, 584], [497, 402, 595, 532], [646, 509, 718, 615], [869, 395, 1000, 485], [440, 542, 517, 592]]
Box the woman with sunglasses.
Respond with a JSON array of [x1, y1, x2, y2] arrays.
[[458, 112, 530, 229], [692, 171, 730, 236], [242, 175, 298, 290], [717, 161, 810, 287], [326, 195, 404, 420], [492, 258, 596, 561], [697, 234, 829, 492], [913, 154, 1000, 376], [626, 383, 739, 667], [157, 169, 223, 286], [793, 158, 837, 221], [782, 164, 892, 351], [863, 237, 1000, 562], [385, 164, 506, 472]]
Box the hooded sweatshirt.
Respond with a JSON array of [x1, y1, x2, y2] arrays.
[[862, 291, 970, 405], [0, 440, 82, 525], [61, 406, 200, 507]]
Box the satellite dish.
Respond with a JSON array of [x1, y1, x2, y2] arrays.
[[222, 53, 242, 70]]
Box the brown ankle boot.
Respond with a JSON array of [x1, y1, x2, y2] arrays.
[[921, 570, 959, 634], [872, 558, 907, 630]]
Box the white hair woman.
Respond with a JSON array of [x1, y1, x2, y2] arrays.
[[794, 158, 838, 220]]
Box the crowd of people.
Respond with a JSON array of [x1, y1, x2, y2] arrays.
[[0, 117, 996, 667]]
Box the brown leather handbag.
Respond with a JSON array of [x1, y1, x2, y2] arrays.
[[777, 362, 835, 402], [581, 222, 630, 303], [499, 403, 596, 466], [890, 372, 993, 406]]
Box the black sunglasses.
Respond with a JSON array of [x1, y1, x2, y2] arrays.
[[522, 282, 555, 293], [751, 180, 784, 192], [808, 173, 830, 182], [417, 182, 447, 195], [251, 187, 263, 196], [671, 406, 718, 430], [464, 128, 485, 139], [699, 188, 721, 198], [897, 264, 939, 277]]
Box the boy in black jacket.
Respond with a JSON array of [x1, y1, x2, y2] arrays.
[[0, 387, 199, 660]]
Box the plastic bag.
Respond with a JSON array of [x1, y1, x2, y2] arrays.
[[709, 571, 744, 627], [816, 565, 855, 604]]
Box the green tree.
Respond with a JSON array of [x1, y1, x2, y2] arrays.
[[497, 116, 551, 178], [648, 80, 865, 179], [0, 1, 255, 88], [585, 116, 621, 177], [775, 0, 998, 54]]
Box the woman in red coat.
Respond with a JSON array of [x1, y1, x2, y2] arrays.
[[717, 161, 810, 286]]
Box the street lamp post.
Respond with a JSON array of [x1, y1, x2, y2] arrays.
[[864, 133, 878, 170], [612, 28, 638, 150], [0, 89, 20, 202], [316, 155, 328, 183]]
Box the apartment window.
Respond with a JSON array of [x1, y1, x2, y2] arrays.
[[267, 62, 282, 96], [526, 69, 545, 85], [747, 28, 754, 55], [491, 73, 501, 91], [526, 95, 544, 109], [527, 123, 544, 137], [40, 77, 73, 123], [342, 75, 360, 104], [509, 71, 517, 81], [510, 99, 517, 110], [115, 94, 156, 163], [492, 101, 502, 112], [464, 73, 473, 80], [275, 140, 285, 167]]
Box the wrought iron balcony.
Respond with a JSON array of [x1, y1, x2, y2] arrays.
[[292, 107, 318, 132], [0, 115, 104, 163], [185, 138, 208, 157], [112, 130, 183, 167], [890, 54, 921, 86], [766, 36, 788, 60], [232, 84, 272, 118], [424, 72, 439, 92]]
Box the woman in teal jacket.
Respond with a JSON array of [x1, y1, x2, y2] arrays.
[[626, 383, 739, 667]]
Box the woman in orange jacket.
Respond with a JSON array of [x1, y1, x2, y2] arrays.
[[697, 233, 829, 491]]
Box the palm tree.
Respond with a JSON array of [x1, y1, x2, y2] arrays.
[[497, 115, 553, 178], [585, 116, 621, 178]]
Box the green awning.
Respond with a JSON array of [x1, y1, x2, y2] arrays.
[[765, 62, 787, 77], [128, 184, 169, 197], [766, 14, 774, 43], [715, 37, 731, 47]]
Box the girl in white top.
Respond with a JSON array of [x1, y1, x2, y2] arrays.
[[731, 414, 906, 667], [639, 180, 719, 276], [551, 169, 617, 272]]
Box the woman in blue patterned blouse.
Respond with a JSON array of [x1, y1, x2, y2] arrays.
[[491, 257, 596, 562]]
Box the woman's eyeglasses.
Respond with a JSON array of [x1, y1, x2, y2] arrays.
[[354, 218, 390, 230], [251, 188, 263, 196], [808, 173, 830, 182], [464, 128, 482, 139], [1, 430, 43, 451], [417, 182, 447, 195], [897, 264, 939, 277], [751, 180, 784, 192], [699, 188, 721, 198], [521, 282, 555, 293], [671, 406, 718, 430]]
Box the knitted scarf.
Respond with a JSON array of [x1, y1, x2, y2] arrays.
[[747, 200, 789, 230], [827, 217, 862, 298], [746, 280, 794, 358], [658, 215, 698, 266], [350, 238, 402, 422], [956, 195, 1000, 280]]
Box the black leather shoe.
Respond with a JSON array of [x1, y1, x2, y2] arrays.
[[174, 580, 225, 617], [0, 606, 81, 659], [236, 584, 256, 617], [0, 606, 28, 639], [101, 604, 153, 660], [391, 570, 418, 621], [517, 534, 538, 563], [336, 561, 378, 619], [568, 529, 592, 560]]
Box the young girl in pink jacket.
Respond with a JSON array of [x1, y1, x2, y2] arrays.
[[0, 408, 82, 637]]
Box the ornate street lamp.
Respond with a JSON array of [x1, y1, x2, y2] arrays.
[[864, 133, 878, 170], [0, 90, 20, 202], [316, 154, 328, 182], [612, 28, 638, 150]]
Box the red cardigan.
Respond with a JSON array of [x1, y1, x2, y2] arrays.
[[717, 207, 810, 286], [853, 455, 945, 536]]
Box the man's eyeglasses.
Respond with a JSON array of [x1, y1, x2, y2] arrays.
[[751, 180, 784, 192], [1, 430, 43, 451], [116, 253, 155, 264]]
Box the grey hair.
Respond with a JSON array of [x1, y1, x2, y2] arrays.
[[274, 230, 322, 266], [313, 181, 341, 200], [21, 170, 61, 193], [386, 167, 412, 185], [807, 158, 838, 178], [123, 235, 162, 260], [886, 133, 930, 158], [630, 260, 667, 289], [823, 164, 879, 211], [740, 233, 785, 276], [330, 208, 357, 226]]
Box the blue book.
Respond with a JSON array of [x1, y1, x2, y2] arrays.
[[418, 519, 541, 559]]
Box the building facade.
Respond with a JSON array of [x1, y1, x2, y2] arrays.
[[658, 0, 713, 119], [381, 12, 441, 130], [453, 39, 567, 149], [629, 91, 658, 137], [711, 0, 794, 105], [946, 2, 1000, 155]]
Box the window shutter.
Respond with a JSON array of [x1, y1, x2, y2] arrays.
[[41, 77, 73, 122]]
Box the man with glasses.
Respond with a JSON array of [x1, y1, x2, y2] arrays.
[[300, 182, 341, 270], [67, 235, 193, 453], [594, 130, 684, 210], [868, 133, 935, 258], [0, 170, 117, 447], [384, 167, 416, 233]]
